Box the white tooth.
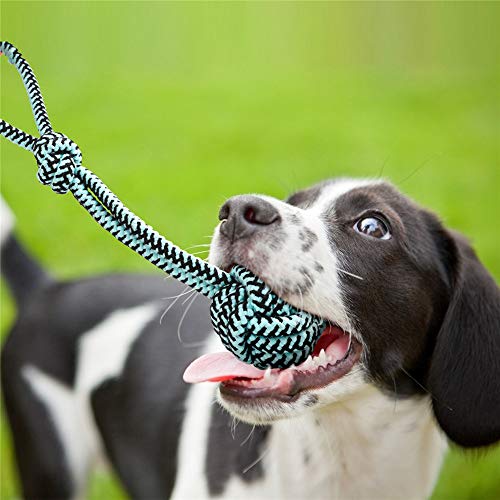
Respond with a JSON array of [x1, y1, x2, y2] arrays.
[[264, 368, 272, 380], [319, 349, 327, 363]]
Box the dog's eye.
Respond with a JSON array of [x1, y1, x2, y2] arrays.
[[354, 216, 391, 239]]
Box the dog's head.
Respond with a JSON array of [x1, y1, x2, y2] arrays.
[[199, 178, 499, 448]]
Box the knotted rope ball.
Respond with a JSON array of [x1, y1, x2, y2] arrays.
[[0, 41, 325, 369], [34, 132, 82, 194], [211, 267, 325, 369]]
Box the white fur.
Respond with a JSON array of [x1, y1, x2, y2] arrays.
[[22, 365, 91, 500], [22, 303, 159, 497], [309, 178, 378, 216], [171, 368, 215, 498], [173, 337, 447, 499], [0, 197, 15, 247], [75, 303, 158, 393], [261, 192, 354, 333]]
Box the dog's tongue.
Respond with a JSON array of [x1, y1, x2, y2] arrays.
[[183, 352, 266, 384]]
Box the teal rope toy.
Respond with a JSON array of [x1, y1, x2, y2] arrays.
[[0, 41, 326, 370]]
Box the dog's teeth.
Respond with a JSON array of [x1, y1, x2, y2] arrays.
[[319, 349, 327, 362], [264, 368, 272, 380], [300, 355, 312, 370]]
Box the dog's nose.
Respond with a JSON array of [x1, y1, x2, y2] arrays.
[[218, 195, 280, 242]]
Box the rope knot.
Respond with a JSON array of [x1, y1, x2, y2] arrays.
[[33, 132, 82, 194], [210, 266, 325, 369]]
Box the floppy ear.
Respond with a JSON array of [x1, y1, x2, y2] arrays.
[[427, 231, 500, 448]]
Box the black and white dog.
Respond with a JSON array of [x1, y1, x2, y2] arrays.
[[1, 178, 499, 499]]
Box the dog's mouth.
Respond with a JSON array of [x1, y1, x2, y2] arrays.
[[185, 255, 362, 401], [183, 325, 362, 402]]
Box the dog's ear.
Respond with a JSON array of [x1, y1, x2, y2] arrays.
[[427, 229, 500, 448]]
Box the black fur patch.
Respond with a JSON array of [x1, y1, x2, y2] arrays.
[[287, 178, 500, 447], [206, 405, 270, 495], [299, 227, 318, 252], [324, 181, 499, 447]]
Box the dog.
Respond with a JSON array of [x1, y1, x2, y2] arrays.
[[1, 178, 499, 499]]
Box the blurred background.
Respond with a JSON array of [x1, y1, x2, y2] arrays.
[[1, 2, 499, 499]]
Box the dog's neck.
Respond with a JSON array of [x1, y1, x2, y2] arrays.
[[173, 380, 447, 499], [267, 386, 447, 499]]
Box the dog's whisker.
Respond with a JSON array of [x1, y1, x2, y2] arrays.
[[397, 153, 441, 186], [242, 447, 270, 475], [399, 367, 453, 412], [230, 416, 238, 440], [240, 425, 256, 447], [375, 154, 391, 180], [161, 287, 194, 301], [159, 291, 187, 325], [176, 292, 200, 346], [336, 268, 363, 280], [191, 250, 209, 256], [181, 289, 197, 306], [184, 243, 211, 251]]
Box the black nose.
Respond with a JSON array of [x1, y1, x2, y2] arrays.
[[218, 195, 280, 242]]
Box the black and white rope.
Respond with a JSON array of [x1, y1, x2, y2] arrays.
[[0, 41, 326, 369]]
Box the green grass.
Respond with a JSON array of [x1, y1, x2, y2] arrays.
[[1, 2, 500, 499]]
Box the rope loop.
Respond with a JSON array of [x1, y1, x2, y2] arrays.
[[0, 41, 326, 369], [33, 132, 82, 194]]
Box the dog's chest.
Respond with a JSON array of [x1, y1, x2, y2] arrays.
[[171, 382, 338, 499], [171, 381, 446, 499]]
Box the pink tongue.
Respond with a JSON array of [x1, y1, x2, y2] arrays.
[[183, 352, 266, 384]]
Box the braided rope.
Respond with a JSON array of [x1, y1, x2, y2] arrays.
[[0, 41, 326, 369]]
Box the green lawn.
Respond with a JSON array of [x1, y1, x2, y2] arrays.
[[1, 2, 499, 499]]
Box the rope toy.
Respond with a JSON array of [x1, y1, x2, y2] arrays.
[[0, 41, 326, 370]]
